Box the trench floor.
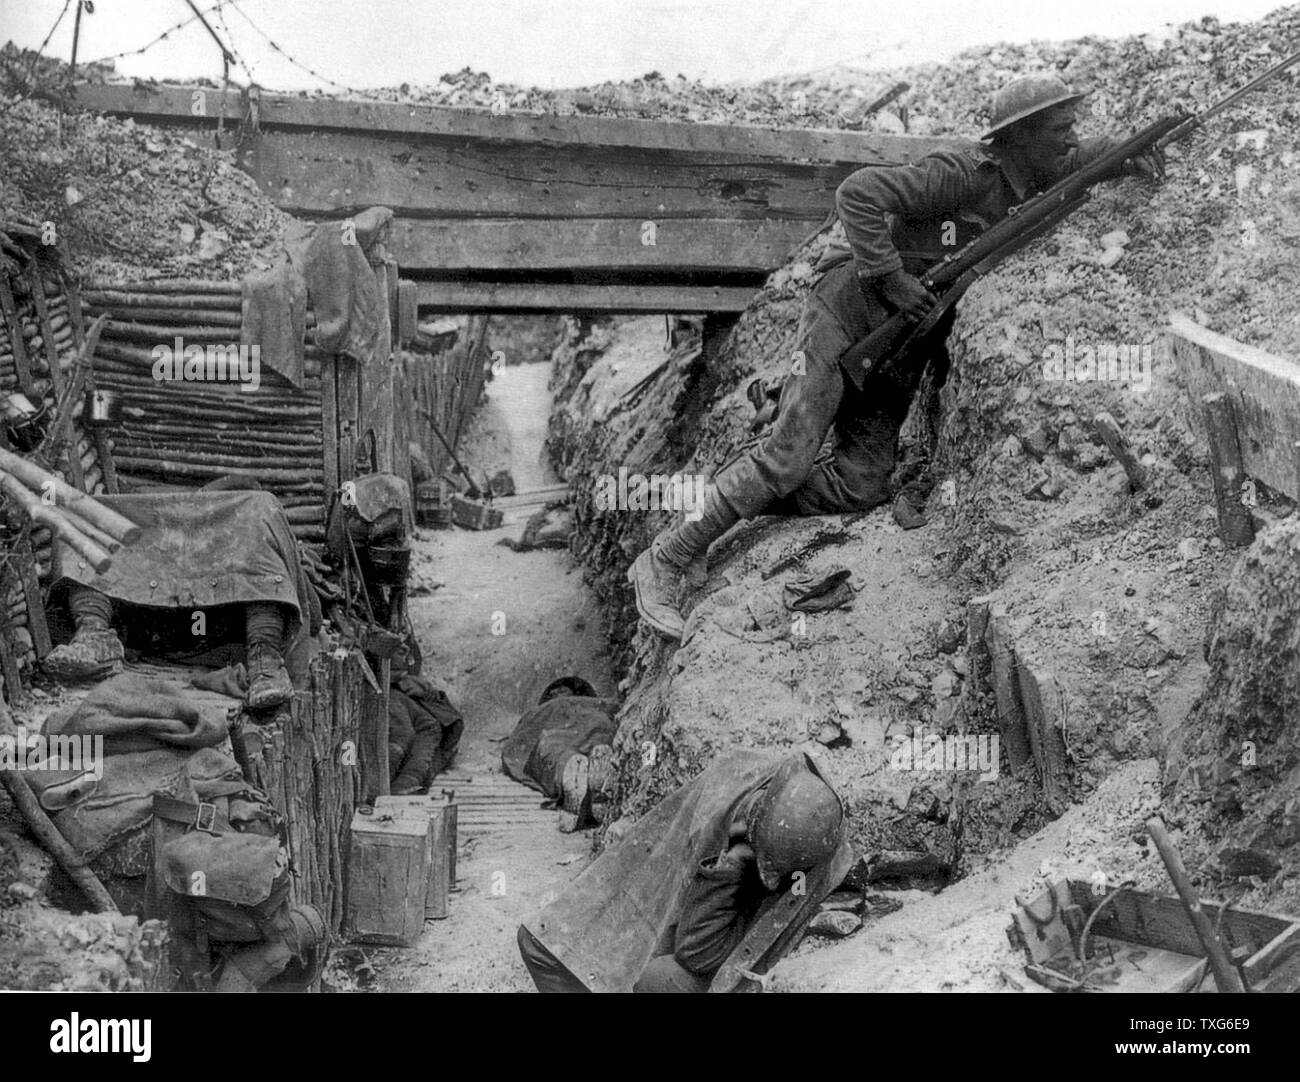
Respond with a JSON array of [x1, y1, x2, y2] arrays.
[[368, 361, 614, 992]]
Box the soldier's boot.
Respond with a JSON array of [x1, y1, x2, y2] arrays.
[[44, 586, 124, 683], [587, 744, 615, 824], [564, 754, 595, 821], [627, 487, 741, 641], [245, 643, 293, 711], [245, 603, 294, 711]]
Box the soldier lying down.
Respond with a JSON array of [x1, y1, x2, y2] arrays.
[[42, 482, 319, 712]]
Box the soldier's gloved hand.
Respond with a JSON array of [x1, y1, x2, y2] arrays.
[[1124, 146, 1166, 183], [876, 269, 936, 321]]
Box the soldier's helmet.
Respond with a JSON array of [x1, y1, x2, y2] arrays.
[[982, 74, 1086, 140], [750, 756, 844, 890], [539, 675, 598, 703]]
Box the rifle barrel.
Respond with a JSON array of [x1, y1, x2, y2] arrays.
[[1159, 45, 1300, 147]]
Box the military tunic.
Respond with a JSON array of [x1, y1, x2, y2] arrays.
[[712, 139, 1118, 519]]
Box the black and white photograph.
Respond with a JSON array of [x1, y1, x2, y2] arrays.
[[0, 0, 1297, 1048]]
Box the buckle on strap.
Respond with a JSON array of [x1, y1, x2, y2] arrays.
[[194, 802, 219, 834]]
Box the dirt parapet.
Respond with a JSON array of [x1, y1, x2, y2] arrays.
[[1166, 518, 1300, 913], [548, 8, 1300, 889]]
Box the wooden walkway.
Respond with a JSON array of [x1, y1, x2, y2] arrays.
[[432, 771, 557, 837]]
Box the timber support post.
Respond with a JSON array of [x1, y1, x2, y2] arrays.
[[1201, 391, 1255, 546]]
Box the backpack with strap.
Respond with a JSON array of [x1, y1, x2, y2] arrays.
[[151, 787, 318, 989]]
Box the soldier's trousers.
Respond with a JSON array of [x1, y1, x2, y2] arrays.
[[714, 261, 925, 519]]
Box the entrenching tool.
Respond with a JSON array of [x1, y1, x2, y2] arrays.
[[416, 404, 484, 499], [1145, 816, 1245, 993]]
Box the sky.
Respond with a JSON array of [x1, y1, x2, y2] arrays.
[[0, 0, 1290, 91]]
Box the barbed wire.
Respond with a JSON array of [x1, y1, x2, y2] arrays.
[[0, 0, 73, 115], [227, 0, 385, 100], [32, 0, 74, 59], [80, 1, 232, 67], [215, 1, 256, 85]]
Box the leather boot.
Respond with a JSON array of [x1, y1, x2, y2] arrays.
[[587, 744, 615, 824], [627, 487, 741, 641], [44, 615, 124, 683], [560, 752, 588, 813], [245, 642, 293, 711]]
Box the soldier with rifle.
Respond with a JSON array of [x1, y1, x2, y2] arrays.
[[627, 72, 1167, 642]]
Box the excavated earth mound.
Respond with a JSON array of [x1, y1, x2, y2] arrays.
[[548, 5, 1300, 987], [1, 45, 292, 280]]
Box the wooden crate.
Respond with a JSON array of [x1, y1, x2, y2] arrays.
[[374, 795, 457, 919], [1008, 878, 1300, 992], [345, 808, 429, 946], [449, 493, 503, 531]]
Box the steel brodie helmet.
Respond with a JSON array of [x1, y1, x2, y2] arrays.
[[983, 74, 1087, 140], [750, 755, 843, 890]]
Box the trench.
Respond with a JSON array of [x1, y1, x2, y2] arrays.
[[369, 331, 618, 992]]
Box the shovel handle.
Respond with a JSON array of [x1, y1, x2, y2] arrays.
[[1145, 817, 1244, 992]]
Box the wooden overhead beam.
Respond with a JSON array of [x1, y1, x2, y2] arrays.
[[235, 131, 862, 220], [387, 217, 814, 273], [74, 83, 968, 164], [1169, 311, 1300, 501], [414, 280, 759, 314]]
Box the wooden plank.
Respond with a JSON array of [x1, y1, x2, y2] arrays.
[[1092, 411, 1145, 491], [1169, 310, 1300, 501], [336, 355, 359, 487], [0, 276, 35, 395], [237, 131, 866, 221], [1076, 884, 1291, 963], [389, 217, 812, 273], [964, 594, 992, 690], [75, 83, 967, 164], [416, 280, 758, 314], [0, 605, 24, 706], [356, 261, 397, 476], [15, 540, 50, 660], [1015, 660, 1072, 815], [397, 280, 418, 344], [984, 608, 1032, 771], [1202, 392, 1256, 546], [1243, 922, 1300, 986]]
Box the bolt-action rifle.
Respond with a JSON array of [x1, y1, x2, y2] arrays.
[[843, 47, 1300, 386]]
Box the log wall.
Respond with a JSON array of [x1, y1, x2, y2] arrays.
[[400, 315, 491, 485], [0, 222, 108, 699], [82, 279, 329, 544], [235, 650, 368, 934]]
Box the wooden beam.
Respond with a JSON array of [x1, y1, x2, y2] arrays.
[[415, 280, 757, 314], [235, 130, 861, 221], [1202, 392, 1255, 546], [15, 540, 50, 659], [74, 83, 968, 164], [1169, 311, 1300, 501], [984, 608, 1032, 771], [1014, 660, 1072, 815], [388, 217, 810, 273]]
